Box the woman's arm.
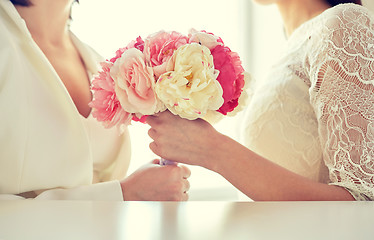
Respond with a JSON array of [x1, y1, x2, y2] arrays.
[[147, 111, 354, 201], [305, 4, 374, 200]]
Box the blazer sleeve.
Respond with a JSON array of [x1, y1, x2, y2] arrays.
[[0, 181, 123, 201]]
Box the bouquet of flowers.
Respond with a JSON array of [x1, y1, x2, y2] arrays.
[[89, 29, 250, 136]]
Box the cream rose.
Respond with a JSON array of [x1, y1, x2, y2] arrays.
[[156, 43, 224, 120], [110, 48, 162, 115]]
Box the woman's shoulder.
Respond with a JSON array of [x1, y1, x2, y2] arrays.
[[0, 6, 14, 48], [327, 3, 372, 16], [304, 4, 374, 83], [319, 3, 374, 32], [289, 4, 372, 45], [0, 1, 30, 52], [304, 3, 374, 54]]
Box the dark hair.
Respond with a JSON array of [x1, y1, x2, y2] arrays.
[[10, 0, 79, 6], [325, 0, 362, 6], [10, 0, 32, 6], [11, 0, 361, 7]]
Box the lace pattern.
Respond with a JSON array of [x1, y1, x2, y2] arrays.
[[307, 4, 374, 200]]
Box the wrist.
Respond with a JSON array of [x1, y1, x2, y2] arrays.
[[209, 132, 250, 177], [120, 177, 135, 201], [205, 132, 231, 173]]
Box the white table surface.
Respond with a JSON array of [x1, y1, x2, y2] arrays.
[[0, 200, 373, 240]]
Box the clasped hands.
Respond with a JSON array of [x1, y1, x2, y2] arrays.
[[120, 110, 220, 202], [120, 159, 191, 201]]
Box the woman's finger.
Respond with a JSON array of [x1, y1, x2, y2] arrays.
[[148, 128, 158, 140], [152, 158, 160, 165], [180, 165, 191, 179], [183, 179, 190, 192], [146, 115, 158, 126]]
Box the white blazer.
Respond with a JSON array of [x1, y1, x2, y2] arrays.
[[0, 0, 131, 200]]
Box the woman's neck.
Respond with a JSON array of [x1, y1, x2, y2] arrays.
[[276, 0, 330, 37], [15, 0, 73, 47]]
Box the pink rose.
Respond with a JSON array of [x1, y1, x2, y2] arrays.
[[89, 61, 132, 128], [210, 45, 245, 115], [188, 29, 224, 50], [110, 48, 162, 116], [144, 30, 188, 78]]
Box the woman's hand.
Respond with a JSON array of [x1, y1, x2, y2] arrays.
[[147, 110, 226, 170], [120, 159, 191, 201]]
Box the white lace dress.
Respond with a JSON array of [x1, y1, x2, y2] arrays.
[[241, 3, 374, 200]]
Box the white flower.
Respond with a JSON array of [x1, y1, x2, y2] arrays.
[[156, 43, 224, 120]]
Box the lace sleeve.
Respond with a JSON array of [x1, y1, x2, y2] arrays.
[[308, 5, 374, 200]]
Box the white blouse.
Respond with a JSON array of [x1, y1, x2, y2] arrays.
[[242, 3, 374, 200], [0, 0, 131, 200]]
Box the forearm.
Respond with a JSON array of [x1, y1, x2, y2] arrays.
[[211, 134, 355, 201], [147, 111, 356, 201]]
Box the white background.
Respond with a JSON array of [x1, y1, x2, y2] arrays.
[[71, 0, 286, 201]]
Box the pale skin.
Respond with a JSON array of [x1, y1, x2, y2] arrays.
[[16, 0, 191, 201], [147, 0, 355, 201]]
